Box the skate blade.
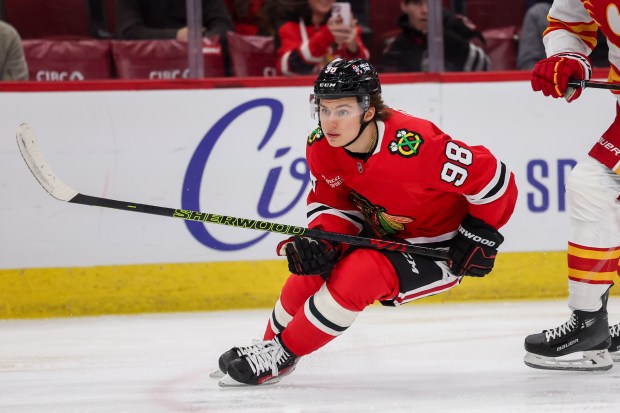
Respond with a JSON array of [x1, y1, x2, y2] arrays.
[[209, 369, 225, 379], [218, 373, 281, 387], [524, 349, 613, 371]]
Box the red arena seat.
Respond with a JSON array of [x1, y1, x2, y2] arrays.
[[3, 0, 92, 39], [483, 26, 520, 71], [111, 37, 225, 79], [22, 40, 113, 81], [227, 32, 276, 77]]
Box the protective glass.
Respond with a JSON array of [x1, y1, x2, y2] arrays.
[[309, 94, 370, 121]]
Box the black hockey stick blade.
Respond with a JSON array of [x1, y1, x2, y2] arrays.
[[567, 79, 620, 92], [16, 123, 449, 260]]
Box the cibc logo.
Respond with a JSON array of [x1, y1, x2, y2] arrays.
[[149, 69, 191, 79], [182, 98, 310, 251], [36, 71, 84, 81]]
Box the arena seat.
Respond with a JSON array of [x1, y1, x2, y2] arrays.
[[367, 0, 402, 65], [111, 37, 225, 79], [226, 32, 276, 77], [483, 26, 520, 71], [104, 0, 117, 36], [22, 40, 113, 81], [3, 0, 92, 39], [465, 0, 527, 31]]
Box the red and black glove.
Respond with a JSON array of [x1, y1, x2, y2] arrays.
[[531, 52, 592, 102], [276, 236, 341, 277], [449, 215, 504, 277]]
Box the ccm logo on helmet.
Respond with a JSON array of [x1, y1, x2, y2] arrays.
[[458, 226, 496, 247], [319, 82, 337, 87]]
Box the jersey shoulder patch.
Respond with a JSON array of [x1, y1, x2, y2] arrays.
[[307, 127, 324, 146], [388, 128, 425, 158]]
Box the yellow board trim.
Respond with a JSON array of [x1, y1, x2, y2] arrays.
[[1, 251, 618, 319]]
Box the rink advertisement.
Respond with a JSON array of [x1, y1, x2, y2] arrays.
[[0, 75, 616, 316]]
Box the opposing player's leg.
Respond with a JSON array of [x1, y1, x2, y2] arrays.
[[524, 157, 620, 371], [610, 322, 620, 361], [587, 108, 620, 363], [524, 289, 613, 371]]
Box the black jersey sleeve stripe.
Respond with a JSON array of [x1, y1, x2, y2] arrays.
[[481, 161, 507, 200]]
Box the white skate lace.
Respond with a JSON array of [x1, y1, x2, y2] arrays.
[[610, 323, 620, 338], [244, 341, 288, 377], [545, 313, 578, 341], [236, 340, 269, 357]]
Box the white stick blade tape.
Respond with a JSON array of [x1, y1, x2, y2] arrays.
[[16, 123, 78, 201]]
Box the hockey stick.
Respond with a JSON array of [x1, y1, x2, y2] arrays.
[[567, 79, 620, 92], [565, 79, 620, 101], [16, 123, 449, 261]]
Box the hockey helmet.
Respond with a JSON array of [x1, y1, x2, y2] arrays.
[[310, 58, 381, 120], [314, 58, 381, 99]]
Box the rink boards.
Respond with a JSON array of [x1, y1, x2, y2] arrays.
[[0, 72, 617, 318]]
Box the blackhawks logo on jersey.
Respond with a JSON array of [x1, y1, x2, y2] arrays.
[[350, 191, 414, 237], [389, 129, 424, 157], [307, 127, 324, 146]]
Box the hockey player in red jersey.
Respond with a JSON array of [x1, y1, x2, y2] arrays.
[[523, 0, 620, 371], [213, 57, 518, 386]]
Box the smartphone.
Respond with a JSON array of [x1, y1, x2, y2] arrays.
[[331, 2, 352, 26]]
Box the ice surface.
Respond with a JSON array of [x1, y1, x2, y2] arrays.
[[2, 299, 620, 412]]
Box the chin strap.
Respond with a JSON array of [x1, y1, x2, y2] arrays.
[[343, 120, 370, 149]]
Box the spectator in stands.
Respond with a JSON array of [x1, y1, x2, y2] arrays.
[[380, 0, 489, 73], [116, 0, 234, 41], [516, 1, 551, 70], [517, 0, 608, 70], [275, 0, 370, 76], [0, 20, 28, 81]]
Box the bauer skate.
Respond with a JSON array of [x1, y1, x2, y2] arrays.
[[524, 303, 612, 371], [218, 335, 299, 387], [610, 323, 620, 362], [209, 340, 270, 379]]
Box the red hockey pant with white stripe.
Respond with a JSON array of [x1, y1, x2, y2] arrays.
[[263, 248, 459, 357]]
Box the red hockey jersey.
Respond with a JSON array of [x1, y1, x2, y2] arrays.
[[305, 110, 518, 246]]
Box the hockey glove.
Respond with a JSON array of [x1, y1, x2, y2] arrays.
[[276, 236, 341, 277], [531, 52, 591, 102], [449, 215, 504, 277]]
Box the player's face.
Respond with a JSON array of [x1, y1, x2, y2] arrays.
[[402, 0, 428, 33], [319, 97, 366, 147]]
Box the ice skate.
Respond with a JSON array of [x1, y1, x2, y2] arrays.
[[610, 323, 620, 362], [218, 335, 299, 387], [523, 304, 612, 371], [209, 340, 269, 378]]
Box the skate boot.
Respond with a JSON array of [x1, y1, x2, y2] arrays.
[[209, 340, 269, 378], [610, 323, 620, 362], [523, 303, 612, 371], [218, 335, 299, 387]]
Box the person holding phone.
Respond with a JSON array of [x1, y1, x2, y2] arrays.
[[211, 57, 518, 386], [274, 0, 369, 75]]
